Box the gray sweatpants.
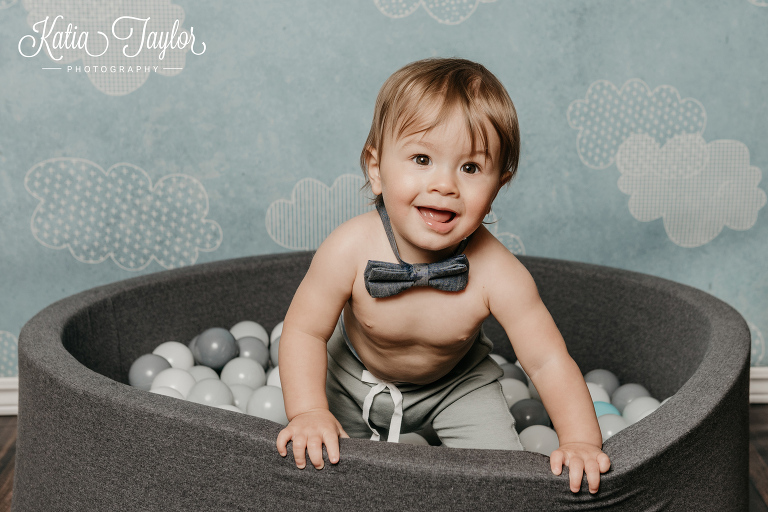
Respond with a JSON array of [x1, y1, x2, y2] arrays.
[[325, 318, 523, 450]]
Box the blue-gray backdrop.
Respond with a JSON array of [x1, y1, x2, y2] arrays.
[[0, 0, 766, 377]]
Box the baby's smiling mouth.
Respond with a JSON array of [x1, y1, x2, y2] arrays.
[[417, 207, 456, 223]]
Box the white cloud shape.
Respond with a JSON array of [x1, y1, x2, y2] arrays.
[[1, 0, 18, 10], [567, 79, 707, 169], [751, 322, 766, 366], [616, 133, 766, 247], [748, 0, 768, 6], [21, 0, 197, 95], [374, 0, 497, 25], [25, 158, 222, 270], [266, 174, 373, 250], [0, 332, 17, 378]]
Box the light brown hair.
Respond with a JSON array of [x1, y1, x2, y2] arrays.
[[360, 58, 520, 199]]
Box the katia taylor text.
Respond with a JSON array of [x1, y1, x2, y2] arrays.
[[18, 15, 206, 61]]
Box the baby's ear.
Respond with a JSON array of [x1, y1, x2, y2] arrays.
[[366, 146, 383, 195], [499, 171, 513, 188]]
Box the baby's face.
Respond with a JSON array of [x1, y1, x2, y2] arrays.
[[369, 108, 503, 263]]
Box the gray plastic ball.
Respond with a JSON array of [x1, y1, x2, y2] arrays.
[[611, 383, 650, 414], [269, 336, 280, 367], [188, 335, 198, 352], [584, 369, 621, 397], [193, 327, 239, 370], [499, 363, 528, 385], [129, 354, 171, 391], [246, 385, 288, 425], [510, 398, 550, 433], [236, 336, 270, 370], [519, 425, 559, 455], [186, 379, 234, 407]]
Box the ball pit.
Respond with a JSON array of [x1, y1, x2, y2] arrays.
[[14, 253, 750, 510]]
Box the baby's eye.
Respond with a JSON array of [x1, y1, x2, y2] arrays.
[[461, 163, 480, 174], [412, 155, 431, 166]]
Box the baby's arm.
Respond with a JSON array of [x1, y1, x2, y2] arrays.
[[275, 223, 359, 470], [485, 248, 611, 493]]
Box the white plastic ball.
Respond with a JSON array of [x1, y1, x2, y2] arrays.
[[270, 321, 283, 343], [230, 320, 269, 346], [519, 425, 559, 455], [221, 357, 266, 390], [266, 366, 281, 388], [398, 433, 429, 445], [228, 384, 255, 412], [584, 369, 621, 397], [611, 383, 650, 414], [187, 379, 235, 407], [499, 378, 530, 407], [150, 368, 196, 398], [152, 341, 194, 370], [490, 354, 508, 365], [246, 385, 288, 425], [586, 382, 611, 404], [622, 396, 661, 425], [149, 386, 184, 399], [188, 365, 219, 382], [216, 404, 244, 413], [598, 414, 628, 442]]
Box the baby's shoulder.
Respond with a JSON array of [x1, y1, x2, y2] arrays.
[[468, 227, 536, 289], [316, 210, 381, 259]]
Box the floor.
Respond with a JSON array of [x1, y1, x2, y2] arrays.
[[0, 407, 767, 510]]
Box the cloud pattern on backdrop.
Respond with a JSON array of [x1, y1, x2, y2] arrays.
[[1, 0, 17, 10], [567, 79, 706, 170], [266, 175, 374, 251], [569, 79, 766, 247], [0, 332, 17, 377], [484, 211, 525, 255], [616, 133, 766, 247], [25, 158, 222, 270], [21, 0, 194, 95], [752, 322, 767, 366], [748, 0, 768, 6], [374, 0, 496, 25]]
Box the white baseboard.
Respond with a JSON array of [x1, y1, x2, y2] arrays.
[[751, 367, 768, 404], [0, 377, 17, 416]]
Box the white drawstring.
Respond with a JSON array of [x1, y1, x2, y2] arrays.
[[361, 370, 403, 443]]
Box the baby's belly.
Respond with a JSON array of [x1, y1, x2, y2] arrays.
[[343, 307, 482, 385]]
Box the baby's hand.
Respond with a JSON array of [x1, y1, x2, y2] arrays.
[[550, 443, 611, 494], [276, 409, 349, 470]]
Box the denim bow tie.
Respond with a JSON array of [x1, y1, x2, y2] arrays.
[[364, 199, 470, 299]]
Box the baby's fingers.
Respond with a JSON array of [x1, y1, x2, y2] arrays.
[[585, 459, 601, 494], [323, 430, 342, 465], [549, 449, 565, 476], [306, 436, 325, 470], [276, 428, 292, 457], [598, 452, 612, 473], [568, 458, 584, 493]]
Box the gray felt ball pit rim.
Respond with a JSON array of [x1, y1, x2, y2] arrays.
[[12, 252, 750, 511]]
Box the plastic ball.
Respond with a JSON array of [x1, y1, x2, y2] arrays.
[[188, 335, 198, 353], [586, 382, 610, 404], [500, 363, 528, 385], [188, 365, 219, 382], [611, 383, 650, 414], [489, 354, 508, 365], [598, 414, 628, 442], [216, 404, 244, 413], [270, 337, 280, 367], [228, 384, 255, 411], [230, 320, 269, 346], [510, 398, 550, 433], [398, 433, 429, 445], [499, 378, 530, 407], [187, 379, 235, 407], [150, 368, 196, 398], [519, 425, 559, 455], [246, 385, 288, 425], [150, 386, 184, 399], [220, 357, 266, 390], [270, 321, 283, 343], [193, 327, 239, 370], [622, 396, 661, 425], [593, 401, 621, 418], [152, 341, 194, 370], [236, 336, 270, 370], [129, 354, 171, 390], [266, 366, 281, 388], [584, 369, 621, 397]]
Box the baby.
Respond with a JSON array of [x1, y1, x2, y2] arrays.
[[276, 57, 611, 494]]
